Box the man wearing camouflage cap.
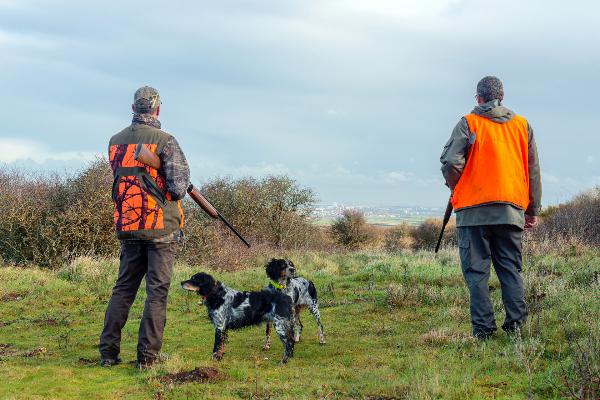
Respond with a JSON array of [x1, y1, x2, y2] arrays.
[[100, 86, 190, 368], [440, 76, 542, 339]]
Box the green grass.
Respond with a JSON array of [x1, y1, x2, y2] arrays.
[[0, 249, 598, 399]]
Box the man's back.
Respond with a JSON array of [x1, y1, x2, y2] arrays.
[[439, 76, 541, 339]]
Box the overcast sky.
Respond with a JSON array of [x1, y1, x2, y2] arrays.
[[1, 0, 598, 207]]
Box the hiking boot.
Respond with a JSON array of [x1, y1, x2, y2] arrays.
[[502, 321, 524, 334], [100, 357, 122, 367]]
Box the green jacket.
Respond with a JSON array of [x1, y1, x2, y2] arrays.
[[440, 100, 542, 228]]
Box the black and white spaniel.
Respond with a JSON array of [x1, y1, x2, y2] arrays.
[[181, 272, 295, 363], [263, 259, 325, 350]]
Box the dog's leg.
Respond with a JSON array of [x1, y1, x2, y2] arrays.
[[293, 307, 303, 343], [263, 322, 272, 351], [212, 328, 227, 361], [273, 317, 294, 364], [309, 301, 326, 345]]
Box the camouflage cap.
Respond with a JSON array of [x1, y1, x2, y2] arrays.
[[133, 86, 161, 113]]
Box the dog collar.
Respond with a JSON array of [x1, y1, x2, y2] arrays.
[[270, 280, 286, 290]]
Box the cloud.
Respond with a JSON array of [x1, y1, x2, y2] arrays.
[[0, 138, 98, 164], [384, 171, 414, 183], [0, 1, 599, 207], [0, 29, 56, 49]]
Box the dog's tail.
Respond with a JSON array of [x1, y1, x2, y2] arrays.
[[308, 281, 318, 301]]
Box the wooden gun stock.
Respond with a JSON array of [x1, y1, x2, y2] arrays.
[[133, 143, 250, 248], [187, 184, 219, 219], [134, 143, 161, 170]]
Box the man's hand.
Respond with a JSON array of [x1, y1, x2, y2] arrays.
[[525, 215, 538, 229]]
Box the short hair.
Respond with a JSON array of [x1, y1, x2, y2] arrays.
[[476, 76, 504, 102]]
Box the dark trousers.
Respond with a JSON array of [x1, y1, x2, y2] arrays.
[[457, 225, 528, 336], [99, 241, 177, 362]]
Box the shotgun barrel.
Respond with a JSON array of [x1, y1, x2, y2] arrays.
[[133, 143, 251, 247], [434, 197, 453, 253]]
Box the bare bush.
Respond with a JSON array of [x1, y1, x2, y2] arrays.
[[0, 164, 320, 269], [199, 176, 317, 248], [330, 209, 376, 250], [383, 223, 414, 253], [536, 187, 600, 247], [0, 159, 117, 267], [410, 218, 457, 251]]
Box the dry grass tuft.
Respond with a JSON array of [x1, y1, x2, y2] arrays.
[[419, 329, 475, 346]]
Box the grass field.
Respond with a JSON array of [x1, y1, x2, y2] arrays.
[[0, 248, 598, 399]]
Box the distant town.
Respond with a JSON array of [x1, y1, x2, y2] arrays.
[[313, 203, 445, 226]]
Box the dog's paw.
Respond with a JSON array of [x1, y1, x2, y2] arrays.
[[211, 352, 223, 361], [262, 345, 271, 351]]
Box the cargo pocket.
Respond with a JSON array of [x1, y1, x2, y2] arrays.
[[458, 232, 470, 272]]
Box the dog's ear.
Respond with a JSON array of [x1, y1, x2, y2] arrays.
[[265, 259, 280, 280], [181, 280, 200, 291]]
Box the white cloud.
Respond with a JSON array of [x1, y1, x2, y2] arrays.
[[0, 138, 98, 164], [384, 171, 414, 183], [0, 29, 56, 49]]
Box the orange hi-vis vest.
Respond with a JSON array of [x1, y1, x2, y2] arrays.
[[109, 124, 184, 240], [451, 113, 530, 211]]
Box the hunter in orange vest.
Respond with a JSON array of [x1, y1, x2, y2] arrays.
[[440, 76, 542, 339], [100, 86, 190, 369]]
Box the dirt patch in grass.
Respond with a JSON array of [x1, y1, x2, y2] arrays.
[[0, 317, 68, 327], [21, 347, 49, 357], [0, 344, 15, 356], [1, 292, 25, 301], [0, 345, 49, 358], [157, 367, 222, 385]]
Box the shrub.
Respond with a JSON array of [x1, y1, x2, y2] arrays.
[[330, 209, 375, 250], [383, 223, 414, 253], [199, 176, 317, 248], [0, 163, 320, 269], [411, 218, 457, 251], [536, 187, 600, 247], [0, 159, 117, 267]]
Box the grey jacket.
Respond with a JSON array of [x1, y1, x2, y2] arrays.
[[440, 100, 542, 228]]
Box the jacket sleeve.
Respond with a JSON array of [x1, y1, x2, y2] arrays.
[[440, 118, 470, 190], [526, 123, 542, 216], [160, 136, 191, 200]]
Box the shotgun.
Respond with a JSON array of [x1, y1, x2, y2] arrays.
[[434, 197, 453, 253], [134, 143, 251, 248]]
